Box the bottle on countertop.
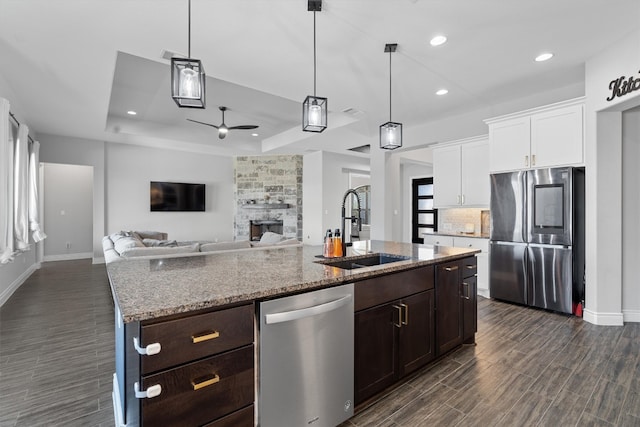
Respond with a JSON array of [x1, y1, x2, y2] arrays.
[[323, 229, 333, 258], [333, 228, 343, 257]]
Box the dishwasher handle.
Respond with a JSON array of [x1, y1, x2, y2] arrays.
[[264, 294, 353, 325]]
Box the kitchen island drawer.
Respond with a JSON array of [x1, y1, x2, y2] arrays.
[[141, 344, 254, 427], [355, 266, 434, 311], [140, 303, 254, 374], [461, 257, 477, 278]]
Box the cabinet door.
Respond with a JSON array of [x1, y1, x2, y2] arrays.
[[433, 145, 462, 207], [531, 104, 583, 168], [435, 261, 463, 356], [488, 117, 531, 172], [462, 275, 477, 343], [460, 140, 490, 206], [354, 303, 399, 404], [399, 290, 434, 377], [476, 252, 489, 297]]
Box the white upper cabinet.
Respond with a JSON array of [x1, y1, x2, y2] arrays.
[[486, 98, 585, 173], [433, 137, 489, 208], [530, 104, 583, 168]]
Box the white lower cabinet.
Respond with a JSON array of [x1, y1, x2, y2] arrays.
[[423, 235, 489, 297]]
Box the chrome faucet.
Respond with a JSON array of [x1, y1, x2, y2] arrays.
[[341, 188, 362, 255]]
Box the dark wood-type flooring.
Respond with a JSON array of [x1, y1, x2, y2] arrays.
[[2, 260, 640, 426]]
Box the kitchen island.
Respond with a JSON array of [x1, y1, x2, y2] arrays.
[[108, 240, 479, 426]]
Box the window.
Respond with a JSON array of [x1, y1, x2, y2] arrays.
[[412, 177, 437, 243]]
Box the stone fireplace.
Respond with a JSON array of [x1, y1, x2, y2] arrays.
[[234, 155, 303, 241]]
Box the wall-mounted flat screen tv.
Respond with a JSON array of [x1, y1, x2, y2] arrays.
[[150, 181, 205, 212]]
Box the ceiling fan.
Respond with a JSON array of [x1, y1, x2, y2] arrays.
[[187, 106, 259, 139]]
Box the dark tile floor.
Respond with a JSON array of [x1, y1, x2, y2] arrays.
[[2, 260, 639, 426]]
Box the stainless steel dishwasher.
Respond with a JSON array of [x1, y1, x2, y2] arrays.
[[259, 283, 354, 427]]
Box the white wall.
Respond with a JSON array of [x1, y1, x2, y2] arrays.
[[42, 163, 93, 260], [105, 143, 234, 242], [622, 106, 640, 320], [302, 151, 369, 245], [0, 247, 37, 307], [584, 29, 640, 325]]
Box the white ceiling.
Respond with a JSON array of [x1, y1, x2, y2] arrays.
[[1, 0, 639, 157]]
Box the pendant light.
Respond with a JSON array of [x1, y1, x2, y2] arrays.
[[302, 0, 327, 132], [171, 0, 206, 109], [380, 43, 402, 150]]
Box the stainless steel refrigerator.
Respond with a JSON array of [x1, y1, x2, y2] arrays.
[[489, 167, 585, 314]]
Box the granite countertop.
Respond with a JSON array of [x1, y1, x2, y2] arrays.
[[427, 231, 490, 239], [107, 240, 479, 323]]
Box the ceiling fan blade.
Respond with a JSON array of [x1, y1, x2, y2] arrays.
[[187, 119, 219, 129], [229, 125, 259, 130]]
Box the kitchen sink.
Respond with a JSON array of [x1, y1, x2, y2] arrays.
[[318, 253, 411, 270]]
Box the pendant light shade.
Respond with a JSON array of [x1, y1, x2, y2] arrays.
[[380, 43, 402, 150], [171, 0, 206, 109], [302, 0, 327, 132]]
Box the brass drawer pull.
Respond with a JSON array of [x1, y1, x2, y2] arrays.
[[466, 265, 476, 269], [392, 305, 402, 328], [462, 282, 471, 300], [444, 266, 458, 272], [192, 331, 220, 344], [191, 374, 220, 391]]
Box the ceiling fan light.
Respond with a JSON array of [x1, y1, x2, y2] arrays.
[[171, 57, 206, 108], [380, 121, 402, 150], [303, 95, 327, 132]]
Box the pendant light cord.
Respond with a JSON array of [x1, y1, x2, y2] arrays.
[[389, 49, 392, 122], [187, 0, 192, 58], [313, 10, 317, 97]]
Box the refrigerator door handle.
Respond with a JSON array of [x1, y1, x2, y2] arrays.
[[528, 243, 572, 250], [491, 241, 525, 247]]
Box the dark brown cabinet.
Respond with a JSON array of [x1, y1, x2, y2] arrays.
[[435, 256, 477, 356], [354, 266, 434, 404], [118, 303, 255, 426], [435, 260, 463, 356], [461, 258, 478, 343]]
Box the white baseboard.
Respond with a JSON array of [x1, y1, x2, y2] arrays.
[[43, 252, 93, 262], [583, 308, 624, 326], [477, 288, 490, 298], [93, 256, 105, 265], [0, 262, 38, 307], [622, 309, 640, 323]]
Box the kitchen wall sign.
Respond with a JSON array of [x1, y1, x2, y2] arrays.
[[607, 70, 640, 101]]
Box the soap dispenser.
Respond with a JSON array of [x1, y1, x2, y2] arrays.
[[333, 229, 343, 257], [323, 229, 333, 258]]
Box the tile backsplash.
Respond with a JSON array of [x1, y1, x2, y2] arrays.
[[439, 208, 490, 235]]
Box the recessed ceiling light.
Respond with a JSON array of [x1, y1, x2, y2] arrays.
[[436, 89, 449, 96], [127, 110, 137, 115], [430, 35, 447, 46], [535, 53, 553, 62], [251, 133, 259, 137]]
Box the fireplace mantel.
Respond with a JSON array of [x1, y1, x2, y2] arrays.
[[241, 203, 290, 209]]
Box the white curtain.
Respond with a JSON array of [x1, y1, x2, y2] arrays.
[[29, 140, 46, 242], [0, 98, 14, 263], [14, 123, 29, 251]]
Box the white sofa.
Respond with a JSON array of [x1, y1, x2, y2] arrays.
[[102, 231, 300, 264]]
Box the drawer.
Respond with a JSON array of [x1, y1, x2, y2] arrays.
[[461, 256, 477, 278], [355, 266, 434, 311], [453, 237, 489, 252], [423, 235, 454, 247], [141, 303, 254, 374], [202, 405, 254, 427], [141, 345, 254, 427]]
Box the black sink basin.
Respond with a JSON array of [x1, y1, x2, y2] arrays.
[[319, 253, 411, 270]]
